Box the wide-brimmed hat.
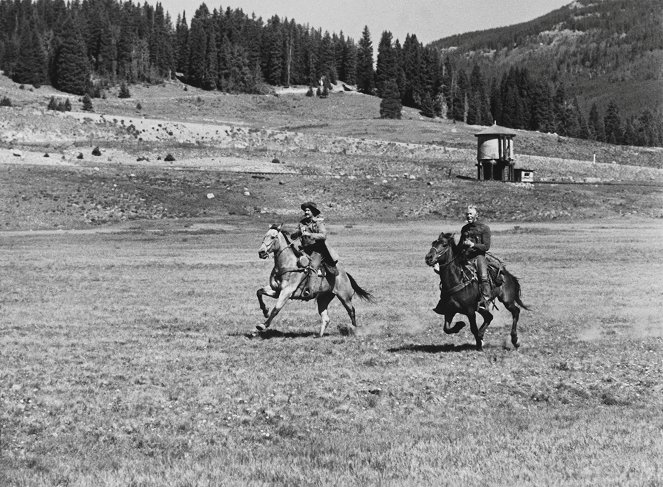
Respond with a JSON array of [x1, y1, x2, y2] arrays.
[[301, 201, 320, 216]]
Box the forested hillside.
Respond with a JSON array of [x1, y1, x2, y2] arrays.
[[0, 0, 661, 148], [429, 0, 663, 145]]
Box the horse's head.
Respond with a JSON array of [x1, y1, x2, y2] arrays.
[[425, 232, 455, 267], [258, 224, 283, 259]]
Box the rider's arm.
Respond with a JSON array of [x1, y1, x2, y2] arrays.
[[304, 220, 327, 241], [473, 227, 491, 252]]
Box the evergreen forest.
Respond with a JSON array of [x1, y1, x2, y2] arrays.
[[0, 0, 661, 147]]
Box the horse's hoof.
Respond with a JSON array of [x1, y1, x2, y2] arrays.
[[256, 324, 267, 332]]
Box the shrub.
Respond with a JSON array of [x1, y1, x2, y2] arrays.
[[82, 94, 93, 111], [164, 154, 175, 162], [118, 82, 131, 99], [47, 97, 72, 112], [1, 96, 13, 107], [305, 86, 314, 97], [136, 102, 142, 110]]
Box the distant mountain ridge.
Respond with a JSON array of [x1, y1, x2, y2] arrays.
[[429, 0, 663, 118]]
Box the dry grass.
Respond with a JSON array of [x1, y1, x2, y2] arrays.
[[1, 219, 662, 486]]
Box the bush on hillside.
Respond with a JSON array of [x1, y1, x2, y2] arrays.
[[118, 82, 131, 98]]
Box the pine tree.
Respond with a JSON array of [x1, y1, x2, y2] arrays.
[[118, 81, 131, 98], [175, 13, 189, 75], [452, 69, 467, 122], [379, 78, 401, 119], [588, 103, 605, 142], [53, 17, 91, 95], [356, 26, 374, 95], [12, 24, 47, 86], [82, 93, 93, 111], [375, 31, 396, 98], [604, 100, 623, 144]]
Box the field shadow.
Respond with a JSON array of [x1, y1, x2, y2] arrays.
[[231, 329, 319, 339], [388, 343, 477, 354]]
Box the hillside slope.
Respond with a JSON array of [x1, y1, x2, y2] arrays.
[[1, 76, 662, 230], [430, 0, 663, 117]]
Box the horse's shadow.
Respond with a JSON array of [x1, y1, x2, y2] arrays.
[[232, 329, 320, 340], [388, 343, 478, 354]]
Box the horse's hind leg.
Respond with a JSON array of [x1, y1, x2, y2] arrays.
[[335, 293, 357, 336], [316, 293, 335, 337], [503, 301, 521, 348]]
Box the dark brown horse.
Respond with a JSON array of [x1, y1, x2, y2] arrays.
[[425, 232, 529, 350], [257, 224, 374, 336]]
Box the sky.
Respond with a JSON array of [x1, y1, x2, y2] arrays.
[[156, 0, 572, 44]]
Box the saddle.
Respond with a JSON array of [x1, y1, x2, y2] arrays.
[[292, 250, 329, 300], [439, 254, 504, 295]]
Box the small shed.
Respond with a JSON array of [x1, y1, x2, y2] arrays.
[[514, 168, 535, 183], [474, 123, 516, 181]]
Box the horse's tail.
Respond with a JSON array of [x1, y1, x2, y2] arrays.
[[506, 270, 530, 311], [347, 272, 375, 303]]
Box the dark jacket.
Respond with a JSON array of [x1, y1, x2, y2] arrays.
[[293, 216, 339, 262], [460, 221, 491, 259]]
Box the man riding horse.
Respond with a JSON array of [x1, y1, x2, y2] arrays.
[[290, 202, 339, 276], [460, 205, 492, 307], [433, 204, 492, 314]]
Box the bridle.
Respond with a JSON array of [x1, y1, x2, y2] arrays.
[[260, 229, 306, 277], [429, 238, 463, 270]]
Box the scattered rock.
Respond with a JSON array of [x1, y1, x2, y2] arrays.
[[92, 147, 102, 156], [164, 154, 175, 162], [77, 153, 84, 159], [206, 193, 215, 199], [271, 158, 280, 164], [43, 153, 49, 158], [12, 149, 22, 157]]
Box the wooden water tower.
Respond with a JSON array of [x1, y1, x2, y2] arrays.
[[474, 123, 516, 181]]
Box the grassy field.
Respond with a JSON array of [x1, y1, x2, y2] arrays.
[[2, 218, 662, 486]]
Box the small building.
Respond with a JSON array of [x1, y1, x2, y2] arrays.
[[514, 168, 535, 183], [474, 123, 516, 181]]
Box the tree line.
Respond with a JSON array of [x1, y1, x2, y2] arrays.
[[0, 0, 660, 147]]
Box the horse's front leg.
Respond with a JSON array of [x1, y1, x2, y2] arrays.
[[468, 312, 483, 351], [477, 307, 493, 337], [256, 285, 296, 332], [257, 285, 279, 319], [442, 312, 465, 334]]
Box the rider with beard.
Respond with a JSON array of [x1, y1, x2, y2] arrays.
[[460, 205, 492, 308], [291, 202, 339, 276]]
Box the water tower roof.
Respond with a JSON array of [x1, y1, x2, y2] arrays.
[[474, 123, 517, 137]]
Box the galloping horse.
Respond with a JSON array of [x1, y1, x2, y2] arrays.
[[257, 224, 374, 336], [425, 232, 529, 350]]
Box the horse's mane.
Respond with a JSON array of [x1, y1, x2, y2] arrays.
[[437, 232, 463, 257], [268, 223, 291, 238]]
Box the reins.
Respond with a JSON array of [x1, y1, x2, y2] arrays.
[[271, 230, 306, 277], [432, 240, 474, 295]]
